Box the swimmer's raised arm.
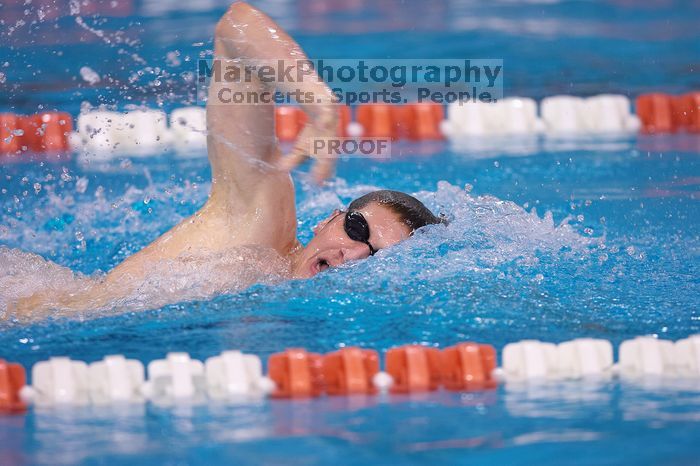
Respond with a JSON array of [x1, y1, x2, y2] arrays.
[[208, 1, 338, 194], [214, 2, 337, 118], [11, 2, 335, 320]]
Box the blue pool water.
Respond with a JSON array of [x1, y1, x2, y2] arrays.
[[1, 0, 700, 464]]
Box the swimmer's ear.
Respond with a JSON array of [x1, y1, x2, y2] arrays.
[[313, 209, 340, 235]]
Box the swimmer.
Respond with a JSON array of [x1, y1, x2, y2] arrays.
[[8, 2, 441, 319]]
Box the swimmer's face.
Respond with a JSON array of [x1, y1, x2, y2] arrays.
[[292, 202, 411, 278]]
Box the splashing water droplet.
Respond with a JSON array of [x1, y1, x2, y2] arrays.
[[75, 177, 89, 194], [80, 66, 101, 85]]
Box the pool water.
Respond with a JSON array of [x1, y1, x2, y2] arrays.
[[1, 0, 700, 464]]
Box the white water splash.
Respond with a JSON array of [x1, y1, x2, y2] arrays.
[[414, 181, 601, 270], [0, 247, 89, 320], [0, 179, 600, 321], [80, 66, 101, 85], [297, 180, 601, 289], [0, 245, 288, 321]]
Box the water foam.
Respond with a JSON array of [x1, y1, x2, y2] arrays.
[[0, 245, 288, 322], [414, 181, 601, 271], [299, 179, 600, 273], [0, 247, 89, 320], [1, 178, 601, 321]]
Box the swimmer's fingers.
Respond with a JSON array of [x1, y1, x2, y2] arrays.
[[278, 111, 339, 183], [278, 136, 310, 173], [278, 125, 336, 183], [310, 110, 340, 182]]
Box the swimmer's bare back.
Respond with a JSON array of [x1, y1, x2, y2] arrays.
[[8, 2, 339, 320]]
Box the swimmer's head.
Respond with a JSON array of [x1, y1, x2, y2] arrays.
[[292, 190, 443, 278]]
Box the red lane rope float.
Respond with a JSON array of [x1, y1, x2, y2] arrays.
[[274, 106, 307, 142], [0, 112, 73, 155], [0, 113, 21, 154], [268, 348, 323, 398], [322, 347, 379, 395], [29, 112, 74, 151], [400, 102, 445, 141], [355, 103, 399, 139], [385, 345, 442, 393], [355, 102, 446, 141], [0, 359, 26, 414], [672, 92, 700, 133], [275, 105, 352, 141], [441, 342, 497, 391], [636, 93, 675, 134], [267, 343, 500, 398], [636, 93, 700, 134], [20, 117, 44, 153]]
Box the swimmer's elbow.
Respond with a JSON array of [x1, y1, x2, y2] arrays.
[[227, 1, 255, 16], [216, 2, 257, 40]]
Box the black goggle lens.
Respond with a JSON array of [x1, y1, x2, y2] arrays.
[[344, 211, 376, 256]]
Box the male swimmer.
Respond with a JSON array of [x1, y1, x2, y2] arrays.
[[9, 2, 441, 319]]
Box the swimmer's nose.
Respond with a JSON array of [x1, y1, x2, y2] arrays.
[[341, 244, 370, 262]]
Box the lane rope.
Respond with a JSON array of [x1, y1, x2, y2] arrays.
[[1, 334, 698, 413], [1, 92, 698, 160]]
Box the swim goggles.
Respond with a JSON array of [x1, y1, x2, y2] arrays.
[[343, 210, 377, 256]]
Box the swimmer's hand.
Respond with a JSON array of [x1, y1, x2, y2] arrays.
[[278, 108, 339, 183], [214, 2, 339, 184]]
